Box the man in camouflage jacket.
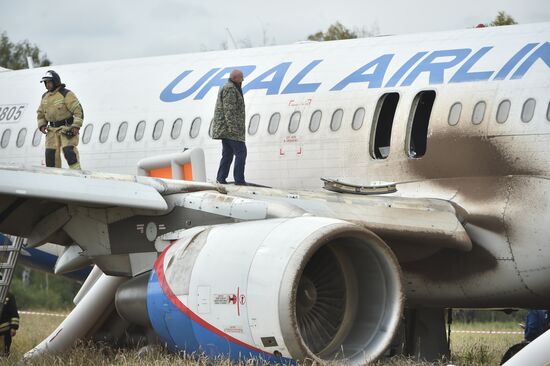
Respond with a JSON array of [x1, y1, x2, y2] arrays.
[[37, 70, 84, 169], [211, 69, 247, 185]]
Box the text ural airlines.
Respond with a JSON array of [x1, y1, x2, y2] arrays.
[[160, 42, 549, 102]]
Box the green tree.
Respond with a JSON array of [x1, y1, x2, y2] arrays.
[[0, 31, 51, 70], [489, 11, 517, 26], [307, 21, 358, 41]]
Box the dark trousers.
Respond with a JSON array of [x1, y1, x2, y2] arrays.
[[0, 332, 11, 355], [216, 139, 247, 184]]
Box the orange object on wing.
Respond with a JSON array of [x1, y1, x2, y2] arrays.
[[182, 163, 193, 180], [147, 164, 193, 180], [148, 166, 172, 179]]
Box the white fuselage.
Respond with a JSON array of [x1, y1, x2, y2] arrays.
[[0, 23, 548, 185]]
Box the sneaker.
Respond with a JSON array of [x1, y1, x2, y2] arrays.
[[234, 181, 247, 186], [216, 180, 228, 184]]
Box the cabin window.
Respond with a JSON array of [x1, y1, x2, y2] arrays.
[[153, 119, 164, 140], [407, 91, 436, 158], [99, 123, 111, 143], [352, 107, 365, 130], [117, 122, 128, 142], [448, 103, 461, 126], [521, 98, 536, 123], [190, 117, 201, 138], [152, 119, 164, 140], [268, 112, 280, 134], [472, 101, 486, 125], [0, 129, 10, 148], [171, 118, 183, 139], [82, 124, 93, 144], [309, 110, 322, 132], [32, 128, 42, 146], [135, 120, 146, 141], [248, 114, 260, 135], [371, 92, 399, 159], [330, 109, 343, 131], [496, 100, 511, 124], [288, 111, 301, 133], [16, 128, 26, 148]]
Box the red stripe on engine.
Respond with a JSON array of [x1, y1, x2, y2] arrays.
[[154, 243, 269, 354]]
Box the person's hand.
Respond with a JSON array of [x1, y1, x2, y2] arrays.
[[40, 126, 48, 134], [10, 329, 16, 337], [70, 127, 80, 136]]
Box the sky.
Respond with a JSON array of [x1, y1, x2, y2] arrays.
[[1, 0, 549, 65]]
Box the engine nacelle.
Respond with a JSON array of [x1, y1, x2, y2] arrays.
[[147, 217, 403, 365]]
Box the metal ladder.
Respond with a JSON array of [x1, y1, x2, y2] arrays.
[[0, 235, 24, 314]]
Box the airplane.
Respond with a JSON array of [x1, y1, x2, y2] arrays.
[[0, 21, 549, 365]]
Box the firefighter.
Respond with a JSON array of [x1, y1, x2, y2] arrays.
[[0, 291, 19, 355], [37, 70, 84, 169]]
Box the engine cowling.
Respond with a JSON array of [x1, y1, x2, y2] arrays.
[[146, 216, 403, 364]]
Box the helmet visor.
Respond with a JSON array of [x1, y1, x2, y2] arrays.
[[40, 71, 55, 83]]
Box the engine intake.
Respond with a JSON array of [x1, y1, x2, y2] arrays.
[[279, 222, 403, 364]]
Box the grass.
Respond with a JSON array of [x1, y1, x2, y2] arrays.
[[0, 314, 524, 365], [449, 322, 522, 366]]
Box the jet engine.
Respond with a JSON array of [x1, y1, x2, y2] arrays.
[[142, 216, 403, 364]]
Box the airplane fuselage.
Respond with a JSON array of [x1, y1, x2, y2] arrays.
[[1, 23, 550, 309]]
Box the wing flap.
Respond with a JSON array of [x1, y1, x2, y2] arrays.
[[0, 168, 168, 210]]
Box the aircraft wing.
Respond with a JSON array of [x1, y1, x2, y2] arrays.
[[0, 166, 169, 211], [0, 165, 471, 276], [0, 166, 225, 260]]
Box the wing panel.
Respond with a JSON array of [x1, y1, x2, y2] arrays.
[[0, 168, 168, 210]]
